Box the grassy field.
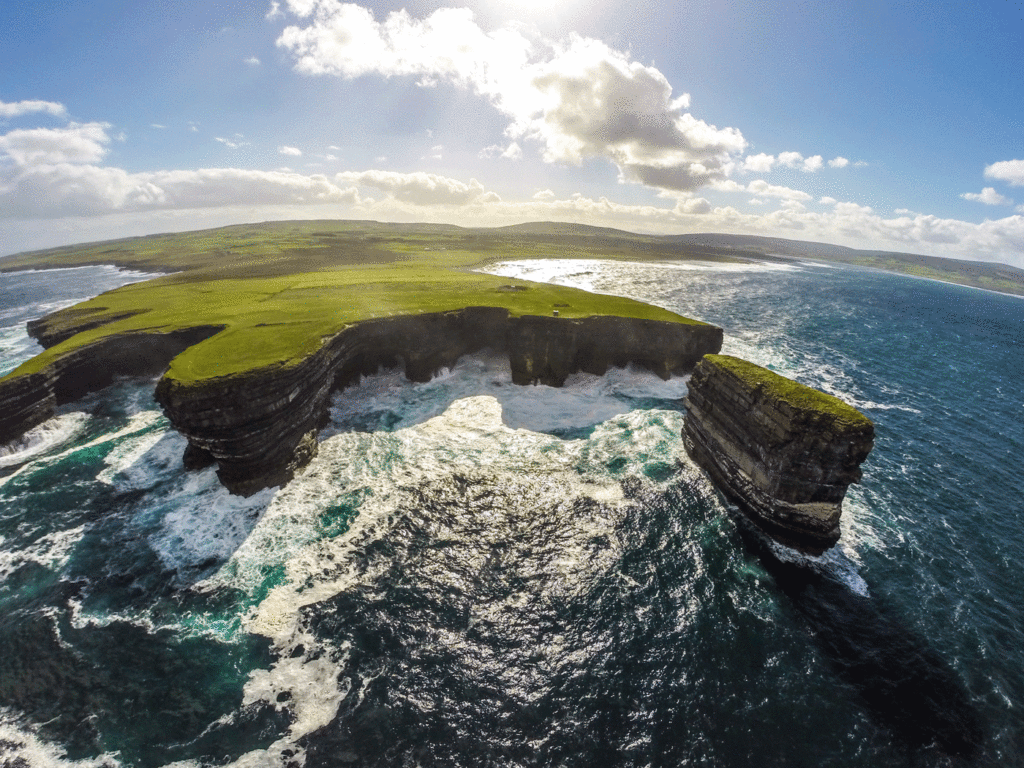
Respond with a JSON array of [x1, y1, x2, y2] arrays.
[[0, 220, 748, 281], [1, 221, 714, 387]]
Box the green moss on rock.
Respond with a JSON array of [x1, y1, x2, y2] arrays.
[[703, 354, 873, 430]]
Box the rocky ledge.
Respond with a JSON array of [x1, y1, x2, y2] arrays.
[[2, 307, 722, 495], [682, 354, 873, 554]]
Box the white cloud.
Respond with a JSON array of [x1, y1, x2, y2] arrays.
[[748, 198, 765, 205], [0, 122, 111, 166], [279, 145, 303, 156], [327, 144, 340, 150], [676, 196, 711, 214], [151, 123, 166, 129], [801, 155, 823, 173], [0, 99, 67, 119], [961, 187, 1013, 206], [277, 2, 746, 192], [853, 160, 868, 167], [480, 142, 522, 160], [245, 56, 262, 66], [743, 153, 775, 173], [820, 196, 838, 206], [709, 179, 744, 193], [777, 151, 803, 169], [984, 159, 1024, 187], [215, 136, 249, 149], [266, 1, 284, 20], [533, 189, 555, 200], [335, 169, 498, 205], [769, 151, 823, 172], [745, 179, 812, 200], [828, 156, 850, 168], [743, 151, 828, 174]]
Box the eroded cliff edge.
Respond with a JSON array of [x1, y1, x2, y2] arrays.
[[682, 354, 874, 555], [2, 307, 723, 495]]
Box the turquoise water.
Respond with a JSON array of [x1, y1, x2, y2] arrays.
[[0, 259, 1021, 766]]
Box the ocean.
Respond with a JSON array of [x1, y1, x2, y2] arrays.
[[0, 257, 1021, 767]]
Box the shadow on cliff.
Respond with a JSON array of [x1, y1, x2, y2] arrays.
[[738, 524, 985, 763]]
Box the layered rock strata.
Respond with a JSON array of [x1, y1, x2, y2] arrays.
[[683, 354, 873, 555], [2, 307, 722, 495], [158, 308, 722, 495], [0, 326, 223, 446]]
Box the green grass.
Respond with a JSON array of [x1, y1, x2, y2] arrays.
[[2, 223, 712, 387], [705, 354, 873, 428]]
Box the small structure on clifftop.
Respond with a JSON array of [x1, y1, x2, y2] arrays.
[[683, 354, 874, 555]]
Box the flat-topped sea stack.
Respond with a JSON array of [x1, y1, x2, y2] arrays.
[[683, 354, 874, 554]]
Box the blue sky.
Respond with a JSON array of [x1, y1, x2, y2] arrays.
[[2, 0, 1023, 264]]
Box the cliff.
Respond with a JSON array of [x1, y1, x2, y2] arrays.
[[682, 354, 873, 554], [2, 307, 722, 495], [0, 326, 223, 446]]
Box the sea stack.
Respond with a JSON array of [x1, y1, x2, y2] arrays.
[[682, 354, 874, 554]]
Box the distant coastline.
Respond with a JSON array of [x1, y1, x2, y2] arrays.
[[3, 220, 1023, 298]]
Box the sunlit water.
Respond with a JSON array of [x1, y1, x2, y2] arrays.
[[0, 260, 1021, 766]]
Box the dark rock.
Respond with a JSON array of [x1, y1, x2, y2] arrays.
[[182, 442, 216, 470], [0, 326, 222, 446], [682, 354, 873, 555]]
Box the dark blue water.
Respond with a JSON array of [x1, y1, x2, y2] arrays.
[[0, 259, 1021, 766]]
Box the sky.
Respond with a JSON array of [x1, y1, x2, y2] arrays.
[[1, 0, 1023, 264]]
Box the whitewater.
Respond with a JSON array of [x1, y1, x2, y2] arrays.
[[0, 257, 1021, 766]]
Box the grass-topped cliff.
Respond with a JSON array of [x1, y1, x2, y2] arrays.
[[0, 220, 713, 389], [703, 354, 873, 429]]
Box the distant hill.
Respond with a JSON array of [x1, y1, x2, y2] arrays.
[[3, 219, 1022, 297], [664, 232, 1024, 296], [494, 221, 646, 239]]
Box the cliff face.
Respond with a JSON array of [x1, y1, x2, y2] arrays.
[[0, 326, 223, 446], [157, 308, 721, 495], [1, 307, 722, 494], [682, 354, 873, 555]]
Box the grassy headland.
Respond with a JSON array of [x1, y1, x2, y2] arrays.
[[4, 219, 1016, 391], [0, 220, 713, 387]]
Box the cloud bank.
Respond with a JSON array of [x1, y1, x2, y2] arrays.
[[1, 117, 1022, 266]]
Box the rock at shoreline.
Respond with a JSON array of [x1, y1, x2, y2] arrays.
[[1, 307, 722, 496], [158, 308, 722, 495], [682, 354, 874, 555]]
